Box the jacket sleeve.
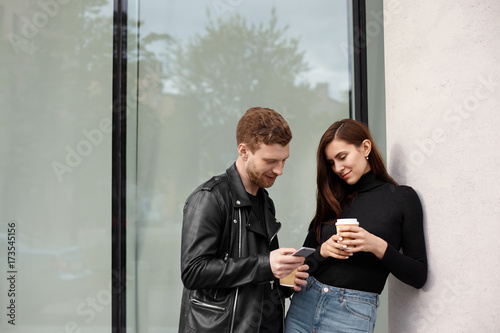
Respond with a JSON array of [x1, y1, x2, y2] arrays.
[[380, 186, 428, 288], [181, 189, 274, 290]]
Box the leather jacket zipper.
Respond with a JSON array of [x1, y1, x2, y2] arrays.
[[229, 209, 243, 333], [238, 209, 243, 257], [269, 222, 284, 327], [268, 223, 281, 290], [190, 299, 225, 311]]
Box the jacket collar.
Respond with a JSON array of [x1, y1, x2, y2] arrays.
[[226, 162, 254, 208], [226, 163, 281, 240]]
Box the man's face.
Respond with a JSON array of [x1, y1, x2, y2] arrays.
[[245, 143, 290, 189]]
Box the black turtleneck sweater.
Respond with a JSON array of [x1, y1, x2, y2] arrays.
[[303, 171, 428, 294]]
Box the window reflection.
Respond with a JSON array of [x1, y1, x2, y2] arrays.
[[132, 1, 350, 330], [1, 1, 113, 331]]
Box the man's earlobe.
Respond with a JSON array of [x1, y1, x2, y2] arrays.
[[238, 144, 248, 160]]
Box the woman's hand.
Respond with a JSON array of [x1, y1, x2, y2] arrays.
[[337, 226, 388, 259], [320, 233, 354, 260]]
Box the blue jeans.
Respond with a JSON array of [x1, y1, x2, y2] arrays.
[[285, 277, 379, 333]]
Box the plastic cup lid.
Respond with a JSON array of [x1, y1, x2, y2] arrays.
[[335, 218, 359, 225]]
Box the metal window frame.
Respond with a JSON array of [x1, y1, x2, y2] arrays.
[[351, 0, 369, 125], [112, 0, 127, 332]]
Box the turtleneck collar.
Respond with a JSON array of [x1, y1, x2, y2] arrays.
[[348, 170, 386, 193]]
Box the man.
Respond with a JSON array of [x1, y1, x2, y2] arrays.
[[179, 107, 309, 333]]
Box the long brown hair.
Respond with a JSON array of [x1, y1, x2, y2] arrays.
[[311, 119, 397, 241]]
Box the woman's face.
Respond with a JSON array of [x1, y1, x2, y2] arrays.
[[324, 138, 371, 185]]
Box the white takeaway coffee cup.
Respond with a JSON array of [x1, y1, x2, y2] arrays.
[[335, 218, 359, 248]]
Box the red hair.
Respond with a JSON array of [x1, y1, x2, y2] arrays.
[[236, 107, 292, 152]]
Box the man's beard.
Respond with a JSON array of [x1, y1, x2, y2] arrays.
[[247, 161, 276, 189]]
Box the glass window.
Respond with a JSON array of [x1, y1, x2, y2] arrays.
[[1, 1, 389, 332], [0, 1, 113, 332], [127, 1, 351, 331]]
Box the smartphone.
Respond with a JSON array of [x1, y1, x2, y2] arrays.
[[290, 247, 315, 257]]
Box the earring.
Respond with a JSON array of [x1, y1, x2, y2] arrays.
[[366, 156, 369, 160]]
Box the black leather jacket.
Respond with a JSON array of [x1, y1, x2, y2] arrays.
[[179, 163, 288, 333]]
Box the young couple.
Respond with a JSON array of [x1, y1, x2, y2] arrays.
[[179, 107, 427, 333]]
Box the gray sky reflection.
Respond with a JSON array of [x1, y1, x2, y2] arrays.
[[140, 0, 349, 100]]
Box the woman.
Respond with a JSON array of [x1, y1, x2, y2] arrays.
[[285, 119, 427, 333]]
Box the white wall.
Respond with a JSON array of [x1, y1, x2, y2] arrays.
[[383, 0, 500, 332]]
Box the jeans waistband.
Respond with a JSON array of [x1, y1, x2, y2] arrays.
[[307, 276, 380, 307]]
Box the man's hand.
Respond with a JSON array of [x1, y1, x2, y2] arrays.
[[269, 248, 306, 279], [293, 264, 309, 291]]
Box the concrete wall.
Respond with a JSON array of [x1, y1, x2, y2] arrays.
[[383, 0, 500, 332]]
